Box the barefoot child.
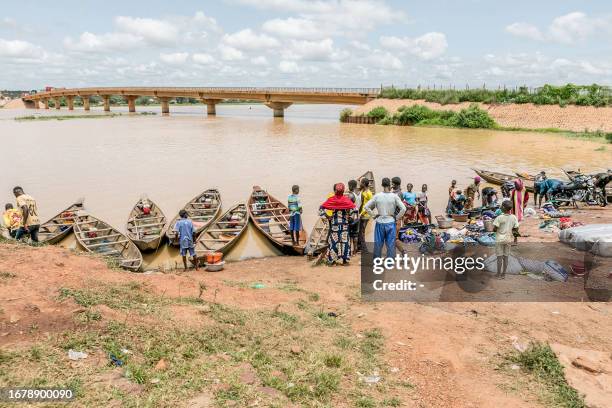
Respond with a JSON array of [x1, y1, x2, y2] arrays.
[[288, 185, 303, 246], [493, 200, 519, 279], [174, 210, 199, 270]]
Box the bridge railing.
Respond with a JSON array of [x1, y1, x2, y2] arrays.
[[27, 87, 381, 97]]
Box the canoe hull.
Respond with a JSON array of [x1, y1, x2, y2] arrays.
[[74, 211, 143, 272], [247, 186, 306, 255], [195, 203, 249, 255], [166, 189, 221, 246], [126, 197, 167, 252], [473, 169, 534, 193], [38, 202, 84, 245]]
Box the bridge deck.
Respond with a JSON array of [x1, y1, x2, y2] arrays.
[[24, 87, 379, 105]]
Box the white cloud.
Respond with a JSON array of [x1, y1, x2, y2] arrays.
[[367, 52, 403, 70], [192, 11, 220, 32], [192, 53, 215, 65], [262, 17, 325, 40], [239, 0, 405, 36], [218, 45, 244, 61], [251, 56, 268, 65], [380, 32, 448, 60], [279, 60, 300, 73], [223, 29, 280, 51], [505, 22, 544, 41], [506, 12, 611, 44], [0, 38, 44, 59], [114, 16, 179, 46], [160, 52, 189, 65], [283, 38, 347, 61], [64, 32, 144, 52]]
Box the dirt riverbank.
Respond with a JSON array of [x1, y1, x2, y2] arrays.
[[0, 206, 610, 407], [353, 99, 612, 133]]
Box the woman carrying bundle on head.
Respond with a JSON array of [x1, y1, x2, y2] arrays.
[[319, 183, 357, 266]]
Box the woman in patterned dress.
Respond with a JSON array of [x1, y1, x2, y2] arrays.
[[319, 183, 357, 265]]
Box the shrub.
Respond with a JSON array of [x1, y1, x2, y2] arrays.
[[339, 108, 352, 122], [453, 104, 496, 128], [394, 105, 436, 125], [366, 106, 389, 122], [606, 133, 612, 144]]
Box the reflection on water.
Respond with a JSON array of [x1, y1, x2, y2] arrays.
[[2, 104, 610, 266]]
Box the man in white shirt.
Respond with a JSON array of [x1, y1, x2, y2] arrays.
[[365, 177, 406, 259]]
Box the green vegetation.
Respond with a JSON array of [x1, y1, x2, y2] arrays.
[[607, 133, 612, 143], [366, 104, 497, 129], [339, 107, 353, 122], [504, 342, 585, 408], [379, 83, 612, 107], [15, 112, 154, 121], [0, 279, 402, 407], [366, 106, 390, 122]]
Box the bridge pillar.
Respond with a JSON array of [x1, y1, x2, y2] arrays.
[[102, 95, 111, 112], [265, 102, 293, 118], [159, 97, 170, 114], [54, 97, 61, 110], [82, 96, 90, 111], [33, 100, 40, 109], [43, 99, 49, 109], [66, 96, 74, 111], [202, 99, 221, 115], [126, 96, 137, 113]]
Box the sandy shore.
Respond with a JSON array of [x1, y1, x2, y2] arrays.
[[0, 206, 610, 407], [353, 99, 612, 132]]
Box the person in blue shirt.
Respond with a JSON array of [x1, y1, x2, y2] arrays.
[[402, 183, 417, 222], [174, 210, 199, 270], [288, 185, 302, 245], [538, 178, 563, 201]]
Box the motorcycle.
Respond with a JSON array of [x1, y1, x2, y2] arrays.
[[551, 174, 606, 207]]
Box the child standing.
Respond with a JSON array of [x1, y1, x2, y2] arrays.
[[174, 210, 199, 270], [492, 200, 519, 279], [288, 185, 302, 246], [2, 203, 23, 238]]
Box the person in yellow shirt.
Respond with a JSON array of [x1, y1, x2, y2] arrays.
[[357, 178, 373, 253], [3, 203, 23, 238], [13, 186, 41, 242]]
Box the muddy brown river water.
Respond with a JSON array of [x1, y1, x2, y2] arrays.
[[2, 104, 610, 267]]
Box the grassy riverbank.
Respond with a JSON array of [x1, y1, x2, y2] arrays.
[[14, 112, 155, 121], [344, 103, 612, 142], [380, 84, 611, 107]]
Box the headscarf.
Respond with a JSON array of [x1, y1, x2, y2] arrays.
[[512, 178, 530, 221], [321, 183, 356, 210], [474, 176, 481, 183]]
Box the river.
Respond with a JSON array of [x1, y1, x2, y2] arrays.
[[2, 104, 610, 267]]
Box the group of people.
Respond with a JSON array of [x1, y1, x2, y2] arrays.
[[446, 176, 531, 222], [2, 187, 41, 242], [311, 176, 433, 266]]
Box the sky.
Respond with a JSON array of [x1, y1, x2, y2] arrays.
[[1, 0, 612, 89]]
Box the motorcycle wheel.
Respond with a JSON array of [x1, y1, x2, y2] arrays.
[[597, 192, 607, 207]]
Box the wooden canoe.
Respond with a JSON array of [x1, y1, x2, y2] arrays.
[[514, 172, 535, 181], [472, 169, 534, 193], [247, 186, 307, 254], [305, 171, 369, 255], [73, 211, 143, 271], [126, 196, 167, 251], [166, 189, 222, 246], [358, 170, 376, 194], [195, 203, 249, 255], [38, 200, 84, 244]]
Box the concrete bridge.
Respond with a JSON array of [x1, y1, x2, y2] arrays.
[[22, 87, 379, 117]]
